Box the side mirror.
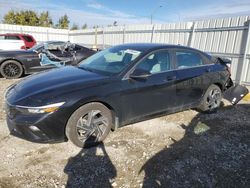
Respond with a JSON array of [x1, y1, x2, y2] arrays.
[[130, 69, 151, 80]]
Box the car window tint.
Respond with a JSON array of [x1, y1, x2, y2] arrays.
[[176, 51, 203, 69], [5, 36, 21, 40], [23, 36, 33, 42], [0, 36, 5, 40], [136, 50, 171, 74]]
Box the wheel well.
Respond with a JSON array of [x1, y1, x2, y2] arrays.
[[91, 100, 117, 119], [213, 83, 223, 91]]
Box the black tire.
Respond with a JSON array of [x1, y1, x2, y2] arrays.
[[0, 60, 23, 79], [198, 84, 222, 113], [66, 102, 113, 148]]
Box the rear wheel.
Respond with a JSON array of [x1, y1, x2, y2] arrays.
[[198, 84, 222, 113], [66, 102, 113, 148], [0, 60, 23, 79]]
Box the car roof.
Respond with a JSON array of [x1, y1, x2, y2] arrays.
[[113, 43, 211, 58], [115, 43, 195, 51]]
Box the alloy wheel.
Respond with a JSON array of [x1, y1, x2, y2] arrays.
[[3, 63, 21, 78], [206, 89, 221, 110], [76, 110, 108, 144]]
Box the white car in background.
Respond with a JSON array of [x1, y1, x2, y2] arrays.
[[0, 33, 36, 50], [0, 39, 25, 51]]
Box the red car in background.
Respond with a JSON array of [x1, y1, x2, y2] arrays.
[[0, 33, 36, 49]]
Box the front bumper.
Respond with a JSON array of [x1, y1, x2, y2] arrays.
[[7, 117, 51, 143], [6, 104, 69, 143]]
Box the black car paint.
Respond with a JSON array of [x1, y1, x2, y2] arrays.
[[0, 42, 95, 74], [5, 44, 231, 143]]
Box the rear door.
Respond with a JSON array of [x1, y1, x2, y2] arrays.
[[121, 49, 178, 123], [173, 49, 215, 107]]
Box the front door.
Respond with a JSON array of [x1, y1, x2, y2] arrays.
[[121, 49, 177, 123]]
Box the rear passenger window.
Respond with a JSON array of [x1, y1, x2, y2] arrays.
[[0, 36, 4, 40], [23, 36, 34, 42], [176, 51, 203, 69], [5, 36, 21, 40]]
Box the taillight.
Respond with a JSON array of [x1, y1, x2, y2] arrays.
[[21, 46, 26, 50]]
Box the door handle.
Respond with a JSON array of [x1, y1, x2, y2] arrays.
[[206, 68, 211, 72], [166, 75, 176, 81]]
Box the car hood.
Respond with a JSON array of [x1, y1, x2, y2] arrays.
[[6, 66, 110, 105]]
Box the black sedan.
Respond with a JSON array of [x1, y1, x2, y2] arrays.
[[5, 43, 234, 147], [0, 41, 95, 79]]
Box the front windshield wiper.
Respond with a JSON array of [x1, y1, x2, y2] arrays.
[[78, 65, 113, 76], [78, 66, 96, 73]]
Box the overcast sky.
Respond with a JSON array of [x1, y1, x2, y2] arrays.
[[0, 0, 249, 27]]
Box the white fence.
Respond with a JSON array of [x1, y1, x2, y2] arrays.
[[0, 24, 69, 42], [0, 16, 250, 85]]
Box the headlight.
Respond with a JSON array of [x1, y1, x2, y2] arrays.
[[16, 102, 65, 114]]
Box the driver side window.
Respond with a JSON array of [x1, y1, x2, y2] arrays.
[[136, 50, 171, 74]]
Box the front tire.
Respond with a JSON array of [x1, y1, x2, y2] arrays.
[[66, 102, 113, 148], [198, 84, 222, 113], [0, 60, 23, 79]]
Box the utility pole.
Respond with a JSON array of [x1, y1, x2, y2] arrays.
[[150, 5, 162, 24]]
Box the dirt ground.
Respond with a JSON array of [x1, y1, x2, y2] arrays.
[[0, 78, 249, 188]]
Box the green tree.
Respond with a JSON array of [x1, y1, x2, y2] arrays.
[[39, 11, 53, 27], [16, 10, 39, 26], [3, 10, 39, 26], [92, 25, 99, 29], [82, 23, 87, 29], [3, 10, 16, 24], [70, 23, 79, 30], [56, 14, 70, 29]]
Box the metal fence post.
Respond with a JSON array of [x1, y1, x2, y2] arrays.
[[151, 25, 155, 43], [123, 25, 126, 44], [188, 22, 196, 47], [47, 29, 49, 41], [67, 30, 70, 42], [239, 20, 250, 84], [102, 27, 105, 49], [95, 27, 97, 48]]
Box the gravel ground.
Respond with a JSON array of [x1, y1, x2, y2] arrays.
[[0, 78, 249, 188]]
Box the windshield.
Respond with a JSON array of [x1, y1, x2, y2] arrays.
[[79, 46, 142, 74]]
